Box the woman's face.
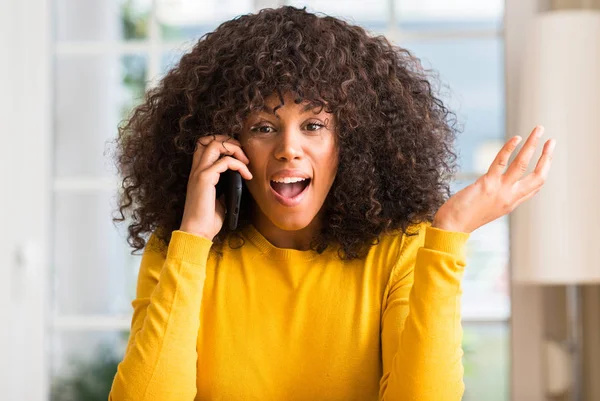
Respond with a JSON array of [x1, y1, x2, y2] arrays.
[[240, 92, 339, 232]]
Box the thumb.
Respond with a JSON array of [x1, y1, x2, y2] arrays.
[[215, 194, 227, 218]]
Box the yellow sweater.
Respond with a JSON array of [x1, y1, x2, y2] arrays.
[[109, 222, 470, 401]]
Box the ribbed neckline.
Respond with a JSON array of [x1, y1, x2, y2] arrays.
[[241, 224, 323, 261]]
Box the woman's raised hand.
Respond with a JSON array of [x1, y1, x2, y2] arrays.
[[179, 135, 253, 240], [432, 125, 556, 234]]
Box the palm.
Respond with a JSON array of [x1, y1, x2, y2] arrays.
[[434, 126, 555, 234]]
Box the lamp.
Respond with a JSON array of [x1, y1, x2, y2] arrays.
[[512, 10, 600, 401]]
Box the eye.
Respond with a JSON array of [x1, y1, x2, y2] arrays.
[[305, 122, 325, 131], [250, 124, 275, 134]]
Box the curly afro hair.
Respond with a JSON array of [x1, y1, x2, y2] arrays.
[[111, 5, 459, 260]]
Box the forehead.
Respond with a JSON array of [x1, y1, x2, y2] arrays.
[[259, 92, 331, 117]]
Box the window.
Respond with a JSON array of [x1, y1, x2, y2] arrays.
[[50, 1, 508, 400]]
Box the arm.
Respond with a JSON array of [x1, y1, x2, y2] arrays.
[[377, 126, 552, 400], [379, 222, 470, 401], [109, 230, 213, 401]]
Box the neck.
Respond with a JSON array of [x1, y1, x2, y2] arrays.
[[250, 204, 322, 251]]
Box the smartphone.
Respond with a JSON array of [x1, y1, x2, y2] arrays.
[[216, 170, 243, 230]]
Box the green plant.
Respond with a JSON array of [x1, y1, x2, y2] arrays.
[[51, 346, 119, 401], [51, 333, 128, 401], [121, 0, 149, 40]]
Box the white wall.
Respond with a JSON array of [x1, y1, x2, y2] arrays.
[[508, 1, 600, 400]]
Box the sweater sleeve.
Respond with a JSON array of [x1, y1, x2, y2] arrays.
[[379, 222, 470, 401], [109, 230, 213, 401]]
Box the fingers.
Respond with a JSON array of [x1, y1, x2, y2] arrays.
[[488, 135, 522, 176], [197, 134, 242, 148], [504, 125, 544, 183], [533, 138, 556, 178], [192, 134, 249, 175], [205, 156, 253, 181], [515, 138, 556, 198], [512, 187, 541, 211]]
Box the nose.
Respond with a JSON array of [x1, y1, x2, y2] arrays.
[[273, 127, 304, 161]]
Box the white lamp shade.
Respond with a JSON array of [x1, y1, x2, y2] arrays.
[[512, 10, 600, 284]]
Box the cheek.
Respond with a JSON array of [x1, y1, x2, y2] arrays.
[[242, 141, 267, 174], [319, 144, 339, 182]]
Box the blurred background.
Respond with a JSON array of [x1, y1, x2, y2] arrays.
[[1, 0, 599, 400]]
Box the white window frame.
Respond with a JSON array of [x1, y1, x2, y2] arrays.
[[0, 0, 52, 400]]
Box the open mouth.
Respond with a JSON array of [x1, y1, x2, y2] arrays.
[[270, 178, 311, 199]]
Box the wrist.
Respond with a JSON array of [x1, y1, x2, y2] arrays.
[[432, 215, 466, 233], [178, 225, 214, 241]]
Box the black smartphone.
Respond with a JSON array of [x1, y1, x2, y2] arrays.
[[216, 170, 242, 230]]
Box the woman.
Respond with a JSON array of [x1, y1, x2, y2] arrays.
[[109, 6, 555, 401]]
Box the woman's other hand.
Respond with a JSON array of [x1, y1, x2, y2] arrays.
[[433, 125, 556, 234]]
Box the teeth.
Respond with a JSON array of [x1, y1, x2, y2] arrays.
[[271, 177, 308, 184]]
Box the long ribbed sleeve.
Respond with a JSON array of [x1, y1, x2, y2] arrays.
[[379, 223, 470, 401], [109, 230, 213, 401]]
